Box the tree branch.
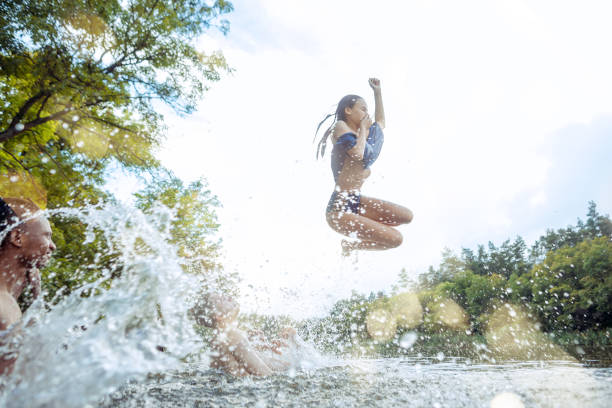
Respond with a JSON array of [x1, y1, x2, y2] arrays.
[[0, 108, 71, 144], [4, 90, 49, 131], [0, 146, 31, 172], [36, 94, 52, 119]]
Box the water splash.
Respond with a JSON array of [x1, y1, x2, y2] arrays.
[[0, 203, 205, 407]]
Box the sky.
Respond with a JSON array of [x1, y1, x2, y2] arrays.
[[109, 0, 612, 318]]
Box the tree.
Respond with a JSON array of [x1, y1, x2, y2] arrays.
[[2, 0, 234, 303], [530, 201, 612, 262], [418, 248, 465, 288], [1, 0, 233, 202], [462, 237, 531, 279], [516, 237, 612, 332], [134, 175, 237, 295]]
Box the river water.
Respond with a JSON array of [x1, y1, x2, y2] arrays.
[[100, 358, 611, 408]]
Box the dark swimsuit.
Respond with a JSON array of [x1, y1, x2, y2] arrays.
[[326, 123, 384, 214]]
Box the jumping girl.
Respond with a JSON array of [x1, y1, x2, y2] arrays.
[[315, 78, 413, 255]]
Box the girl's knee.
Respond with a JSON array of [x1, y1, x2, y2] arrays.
[[387, 230, 403, 248], [404, 209, 414, 224]]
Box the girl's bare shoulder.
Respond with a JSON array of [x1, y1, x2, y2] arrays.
[[332, 120, 355, 140]]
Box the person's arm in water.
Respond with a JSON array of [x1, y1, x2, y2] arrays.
[[369, 77, 385, 129], [213, 326, 274, 376], [192, 293, 276, 376]]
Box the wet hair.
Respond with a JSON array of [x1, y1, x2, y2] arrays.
[[191, 292, 237, 328], [0, 197, 18, 247], [314, 94, 363, 159], [0, 197, 41, 248]]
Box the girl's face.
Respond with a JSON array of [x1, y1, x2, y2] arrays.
[[344, 98, 368, 126]]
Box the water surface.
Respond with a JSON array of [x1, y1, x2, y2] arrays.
[[100, 358, 612, 407]]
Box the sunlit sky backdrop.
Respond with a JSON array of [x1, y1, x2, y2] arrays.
[[108, 0, 612, 318]]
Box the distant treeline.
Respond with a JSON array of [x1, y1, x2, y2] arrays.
[[296, 202, 612, 360]]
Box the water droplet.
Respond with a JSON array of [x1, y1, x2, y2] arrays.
[[490, 392, 524, 408], [76, 141, 84, 148], [62, 123, 69, 129], [9, 175, 19, 182], [41, 157, 49, 163], [399, 331, 417, 349], [49, 169, 56, 174], [72, 115, 79, 121], [15, 123, 24, 131]]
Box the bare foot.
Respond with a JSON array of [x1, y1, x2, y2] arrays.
[[341, 240, 354, 257]]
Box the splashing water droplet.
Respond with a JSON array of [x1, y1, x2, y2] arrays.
[[399, 331, 417, 349], [490, 392, 524, 408]]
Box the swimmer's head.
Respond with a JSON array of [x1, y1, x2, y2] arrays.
[[0, 197, 56, 268], [192, 293, 239, 328], [315, 94, 365, 159], [335, 94, 366, 124]]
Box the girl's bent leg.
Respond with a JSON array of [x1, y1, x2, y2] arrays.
[[360, 196, 413, 226], [327, 212, 403, 250]]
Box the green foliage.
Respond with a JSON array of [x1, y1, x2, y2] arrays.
[[417, 248, 465, 288], [301, 292, 370, 355], [516, 237, 612, 332], [529, 201, 612, 262], [434, 270, 506, 332], [135, 176, 221, 271], [1, 0, 233, 197], [134, 175, 238, 296], [462, 237, 530, 279]]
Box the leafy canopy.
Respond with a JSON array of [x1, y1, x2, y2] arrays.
[[1, 0, 232, 187]]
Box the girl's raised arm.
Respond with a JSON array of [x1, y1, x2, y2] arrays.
[[369, 78, 385, 129]]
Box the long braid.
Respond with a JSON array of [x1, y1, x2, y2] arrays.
[[314, 113, 335, 159]]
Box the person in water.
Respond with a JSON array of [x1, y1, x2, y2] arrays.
[[190, 292, 297, 376], [0, 197, 56, 375], [315, 78, 413, 255]]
